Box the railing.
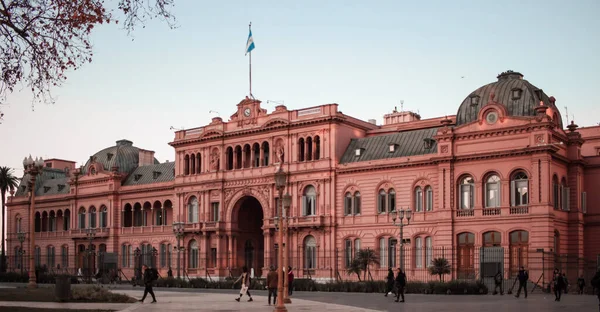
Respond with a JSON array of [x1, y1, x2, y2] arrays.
[[456, 209, 474, 217], [510, 206, 529, 215], [482, 208, 501, 216], [289, 215, 325, 228]]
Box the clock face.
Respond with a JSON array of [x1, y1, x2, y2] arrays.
[[486, 111, 498, 124], [244, 108, 251, 117]]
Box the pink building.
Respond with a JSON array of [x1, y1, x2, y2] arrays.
[[6, 70, 600, 284]]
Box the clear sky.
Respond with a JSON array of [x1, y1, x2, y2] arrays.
[[1, 0, 599, 180]]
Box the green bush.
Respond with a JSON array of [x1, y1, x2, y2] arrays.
[[71, 286, 136, 303]]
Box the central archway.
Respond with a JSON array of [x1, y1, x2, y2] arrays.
[[234, 196, 264, 277]]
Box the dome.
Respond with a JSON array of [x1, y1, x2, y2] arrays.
[[455, 70, 563, 127], [83, 139, 159, 174]]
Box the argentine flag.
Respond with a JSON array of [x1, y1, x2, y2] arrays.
[[245, 29, 255, 55]]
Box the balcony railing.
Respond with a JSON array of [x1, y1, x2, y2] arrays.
[[510, 206, 529, 215], [456, 209, 474, 217], [482, 208, 501, 216]]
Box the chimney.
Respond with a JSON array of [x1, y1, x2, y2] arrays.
[[368, 119, 377, 125], [383, 110, 421, 125], [138, 149, 155, 166]]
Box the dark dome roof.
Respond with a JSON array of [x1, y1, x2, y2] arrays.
[[456, 70, 563, 127], [83, 139, 159, 174]]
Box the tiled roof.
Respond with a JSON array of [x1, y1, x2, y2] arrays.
[[340, 127, 439, 164], [122, 162, 175, 186], [15, 168, 70, 197]]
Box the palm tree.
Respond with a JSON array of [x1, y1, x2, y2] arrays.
[[346, 259, 363, 281], [355, 248, 380, 281], [428, 257, 451, 281], [0, 166, 20, 272]]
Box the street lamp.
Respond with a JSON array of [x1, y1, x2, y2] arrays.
[[17, 232, 26, 275], [390, 207, 412, 271], [86, 228, 96, 283], [282, 193, 292, 304], [23, 155, 44, 288], [274, 168, 288, 312], [172, 221, 185, 279]]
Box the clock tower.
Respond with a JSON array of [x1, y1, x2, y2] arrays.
[[230, 96, 267, 126]]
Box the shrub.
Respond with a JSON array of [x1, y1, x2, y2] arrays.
[[71, 286, 136, 303]]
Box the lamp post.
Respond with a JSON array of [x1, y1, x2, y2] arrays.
[[172, 221, 185, 279], [390, 207, 411, 271], [17, 232, 26, 275], [86, 228, 96, 283], [282, 193, 292, 304], [274, 168, 288, 312], [23, 155, 44, 288]]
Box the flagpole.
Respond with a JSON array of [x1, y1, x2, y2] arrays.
[[249, 22, 252, 98]]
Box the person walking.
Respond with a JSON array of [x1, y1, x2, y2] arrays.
[[394, 268, 406, 303], [493, 270, 504, 295], [515, 266, 528, 298], [384, 268, 395, 297], [266, 266, 278, 305], [167, 267, 173, 278], [553, 269, 566, 302], [138, 264, 157, 303], [287, 266, 294, 296], [234, 266, 253, 302], [590, 269, 600, 312], [577, 275, 585, 295]]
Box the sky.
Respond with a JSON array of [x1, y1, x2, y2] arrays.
[[1, 1, 599, 235]]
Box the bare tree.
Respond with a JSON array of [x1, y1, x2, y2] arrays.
[[0, 0, 176, 114]]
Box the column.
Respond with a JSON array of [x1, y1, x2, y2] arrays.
[[259, 147, 264, 167], [312, 139, 317, 160], [251, 148, 256, 168], [228, 235, 233, 268], [264, 230, 271, 269], [233, 149, 238, 169], [242, 148, 246, 168]]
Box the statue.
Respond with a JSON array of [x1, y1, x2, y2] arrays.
[[210, 152, 220, 171]]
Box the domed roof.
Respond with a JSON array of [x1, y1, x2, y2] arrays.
[[83, 139, 159, 174], [455, 70, 563, 127]]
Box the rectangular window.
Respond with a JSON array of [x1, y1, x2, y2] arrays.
[[160, 244, 166, 268], [345, 239, 352, 267], [388, 239, 397, 268], [415, 189, 423, 212], [460, 185, 474, 209], [582, 192, 587, 213], [211, 202, 220, 222], [344, 196, 352, 216], [354, 195, 361, 215], [486, 183, 499, 208], [379, 238, 387, 267], [378, 193, 386, 214], [426, 188, 433, 211], [79, 214, 85, 229], [562, 186, 570, 211], [61, 246, 68, 268], [128, 245, 133, 268], [425, 237, 432, 267], [303, 196, 316, 216], [415, 238, 423, 268], [121, 245, 127, 267], [388, 192, 396, 212], [210, 248, 217, 267], [553, 183, 559, 210]]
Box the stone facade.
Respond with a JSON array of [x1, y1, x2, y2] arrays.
[[6, 71, 600, 283]]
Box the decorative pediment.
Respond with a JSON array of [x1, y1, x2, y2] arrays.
[[200, 130, 224, 140], [262, 118, 289, 129]]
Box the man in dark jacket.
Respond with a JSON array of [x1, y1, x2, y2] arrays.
[[139, 264, 157, 303], [384, 268, 395, 297], [493, 270, 504, 295], [577, 275, 585, 295], [515, 266, 528, 298], [266, 266, 278, 305], [395, 268, 406, 303]]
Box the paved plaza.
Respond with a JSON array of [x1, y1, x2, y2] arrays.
[[0, 284, 598, 311]]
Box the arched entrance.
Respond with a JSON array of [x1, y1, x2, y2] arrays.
[[234, 196, 264, 277]]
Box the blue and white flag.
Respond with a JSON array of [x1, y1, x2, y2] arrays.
[[245, 29, 255, 55]]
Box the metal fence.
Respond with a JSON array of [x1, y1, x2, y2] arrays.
[[4, 246, 599, 291]]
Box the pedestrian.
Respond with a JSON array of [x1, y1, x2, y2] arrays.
[[590, 268, 600, 311], [234, 266, 253, 302], [138, 264, 157, 303], [266, 266, 278, 305], [287, 266, 294, 296], [553, 269, 565, 302], [167, 267, 173, 278], [493, 270, 504, 295], [384, 268, 395, 297], [515, 266, 528, 298], [577, 275, 585, 295], [394, 268, 406, 303]]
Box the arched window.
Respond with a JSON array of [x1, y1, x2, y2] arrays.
[[354, 192, 361, 215], [552, 175, 559, 210], [457, 232, 475, 278], [377, 190, 387, 214], [35, 212, 41, 232], [63, 209, 70, 231], [160, 242, 171, 268], [314, 136, 321, 160], [47, 245, 55, 268], [425, 186, 433, 211], [379, 238, 388, 267], [49, 211, 56, 232], [306, 137, 313, 161], [459, 176, 474, 209], [196, 152, 202, 173], [252, 143, 260, 167], [304, 235, 316, 270], [89, 206, 97, 228], [188, 196, 199, 223], [99, 206, 108, 228], [388, 189, 396, 212], [344, 238, 353, 267], [299, 138, 305, 162], [425, 237, 433, 267], [35, 246, 41, 267], [483, 231, 501, 247], [235, 145, 242, 169], [61, 245, 68, 268], [509, 230, 529, 276], [41, 211, 48, 232], [415, 187, 423, 212], [243, 144, 251, 168], [226, 147, 234, 170], [190, 154, 196, 174], [78, 207, 86, 229], [485, 174, 501, 208], [560, 178, 569, 211], [415, 237, 423, 268], [344, 192, 352, 216], [262, 142, 270, 166], [184, 154, 190, 175], [302, 186, 317, 216], [121, 244, 130, 268], [15, 215, 22, 233], [189, 240, 199, 269], [154, 201, 163, 226], [511, 171, 528, 207]]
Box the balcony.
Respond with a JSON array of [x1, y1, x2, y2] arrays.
[[509, 206, 529, 215], [70, 227, 110, 238], [456, 209, 474, 217], [203, 221, 223, 231], [289, 215, 326, 229], [482, 208, 501, 216]]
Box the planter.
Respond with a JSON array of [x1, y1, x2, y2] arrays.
[[55, 275, 71, 302]]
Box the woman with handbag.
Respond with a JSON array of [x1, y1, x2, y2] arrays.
[[234, 266, 253, 302]]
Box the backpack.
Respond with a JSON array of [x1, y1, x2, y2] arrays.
[[150, 268, 159, 281]]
